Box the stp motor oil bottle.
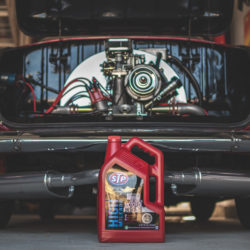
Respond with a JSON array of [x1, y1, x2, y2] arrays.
[[98, 136, 165, 243]]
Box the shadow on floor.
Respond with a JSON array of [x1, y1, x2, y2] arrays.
[[4, 215, 246, 235]]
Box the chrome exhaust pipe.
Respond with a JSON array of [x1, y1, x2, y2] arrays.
[[0, 169, 99, 199], [165, 168, 250, 197], [1, 168, 250, 199], [0, 172, 74, 199]]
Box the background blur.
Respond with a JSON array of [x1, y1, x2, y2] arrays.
[[0, 0, 250, 48]]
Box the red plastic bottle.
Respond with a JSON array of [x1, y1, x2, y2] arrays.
[[98, 136, 165, 243]]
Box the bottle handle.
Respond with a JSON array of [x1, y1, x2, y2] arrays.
[[124, 137, 164, 208]]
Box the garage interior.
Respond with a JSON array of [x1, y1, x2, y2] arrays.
[[0, 0, 250, 249]]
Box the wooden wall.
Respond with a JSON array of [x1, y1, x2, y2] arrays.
[[0, 0, 32, 48]]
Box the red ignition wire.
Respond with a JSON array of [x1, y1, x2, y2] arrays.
[[44, 79, 86, 114], [203, 109, 209, 116], [24, 81, 37, 114]]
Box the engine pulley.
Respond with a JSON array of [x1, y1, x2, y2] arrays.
[[125, 65, 162, 102]]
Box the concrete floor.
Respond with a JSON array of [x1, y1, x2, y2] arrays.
[[0, 215, 249, 250]]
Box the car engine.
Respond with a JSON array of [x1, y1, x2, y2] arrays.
[[1, 37, 250, 124], [52, 39, 205, 119]]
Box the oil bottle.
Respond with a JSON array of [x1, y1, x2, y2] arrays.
[[98, 136, 165, 242]]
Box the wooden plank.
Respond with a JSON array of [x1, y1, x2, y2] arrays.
[[0, 10, 7, 17], [5, 0, 32, 46], [0, 39, 15, 47], [5, 0, 19, 45], [0, 43, 15, 47], [0, 20, 9, 28], [0, 3, 7, 10]]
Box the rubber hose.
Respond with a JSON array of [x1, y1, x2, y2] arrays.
[[166, 55, 203, 106]]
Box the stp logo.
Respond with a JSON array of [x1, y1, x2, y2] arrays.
[[109, 172, 129, 185]]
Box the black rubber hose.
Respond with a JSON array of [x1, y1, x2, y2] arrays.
[[166, 55, 203, 106]]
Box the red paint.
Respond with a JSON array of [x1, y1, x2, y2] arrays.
[[18, 35, 232, 49], [213, 34, 226, 45], [0, 124, 10, 131], [88, 78, 108, 105], [243, 126, 250, 131], [98, 136, 165, 243]]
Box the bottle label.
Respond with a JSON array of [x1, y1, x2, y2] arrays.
[[105, 164, 159, 230]]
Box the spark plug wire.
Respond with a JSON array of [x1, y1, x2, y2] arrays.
[[23, 80, 37, 115], [44, 78, 91, 114]]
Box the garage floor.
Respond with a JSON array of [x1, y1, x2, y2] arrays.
[[0, 215, 249, 250]]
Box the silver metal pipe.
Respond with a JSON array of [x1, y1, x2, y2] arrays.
[[165, 168, 250, 197], [48, 169, 100, 188], [0, 136, 239, 153], [1, 168, 250, 199], [0, 169, 100, 199], [0, 172, 74, 199], [149, 104, 206, 116], [52, 107, 94, 114]]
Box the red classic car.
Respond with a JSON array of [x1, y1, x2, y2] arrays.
[[0, 0, 250, 229]]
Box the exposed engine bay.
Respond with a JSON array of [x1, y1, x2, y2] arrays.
[[56, 39, 204, 119], [0, 38, 250, 124]]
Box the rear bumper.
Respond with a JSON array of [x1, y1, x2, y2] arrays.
[[0, 130, 250, 153]]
